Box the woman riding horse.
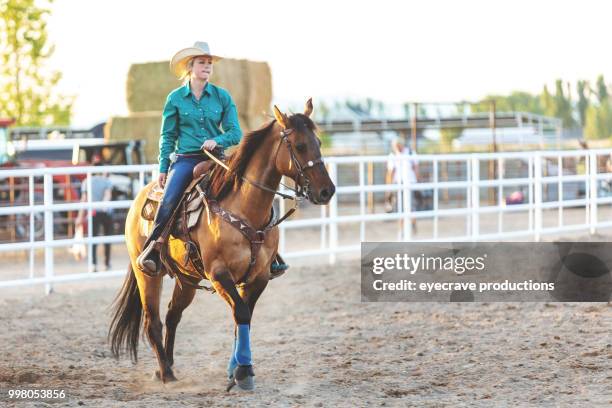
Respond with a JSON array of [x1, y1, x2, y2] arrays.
[[111, 97, 335, 390], [137, 41, 242, 275], [110, 41, 334, 391]]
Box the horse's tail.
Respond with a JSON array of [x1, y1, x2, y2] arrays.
[[108, 263, 142, 362]]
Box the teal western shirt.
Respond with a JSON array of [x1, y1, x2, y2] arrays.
[[158, 82, 242, 173]]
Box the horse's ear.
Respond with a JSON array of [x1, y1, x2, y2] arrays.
[[273, 105, 290, 129], [304, 98, 313, 117]]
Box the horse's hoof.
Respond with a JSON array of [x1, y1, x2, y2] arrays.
[[154, 370, 178, 383], [163, 373, 178, 383], [227, 365, 255, 391], [226, 376, 235, 392]]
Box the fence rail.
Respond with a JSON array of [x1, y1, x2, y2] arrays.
[[2, 149, 612, 293]]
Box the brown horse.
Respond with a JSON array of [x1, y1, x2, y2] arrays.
[[109, 100, 335, 390]]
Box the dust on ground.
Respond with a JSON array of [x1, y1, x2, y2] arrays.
[[0, 257, 611, 407]]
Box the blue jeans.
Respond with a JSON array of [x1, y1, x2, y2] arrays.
[[148, 155, 207, 242]]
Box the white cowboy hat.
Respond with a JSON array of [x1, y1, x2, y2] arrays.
[[170, 41, 222, 78]]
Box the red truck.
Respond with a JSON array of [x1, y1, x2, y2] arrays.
[[0, 121, 145, 242]]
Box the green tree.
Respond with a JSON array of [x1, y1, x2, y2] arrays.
[[553, 79, 575, 128], [584, 102, 612, 140], [344, 98, 386, 117], [583, 75, 612, 140], [576, 80, 590, 127], [0, 0, 72, 126], [471, 92, 543, 114], [540, 85, 555, 118], [595, 74, 608, 103], [439, 128, 461, 152]]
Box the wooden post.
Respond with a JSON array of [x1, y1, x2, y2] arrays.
[[367, 162, 374, 212]]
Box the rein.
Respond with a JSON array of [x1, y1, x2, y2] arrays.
[[202, 148, 295, 200], [202, 126, 324, 203]]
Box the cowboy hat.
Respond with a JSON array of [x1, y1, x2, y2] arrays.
[[170, 41, 222, 78]]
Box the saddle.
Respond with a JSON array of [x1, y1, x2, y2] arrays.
[[141, 160, 215, 227], [140, 160, 286, 290]]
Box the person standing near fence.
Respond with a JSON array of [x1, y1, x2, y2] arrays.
[[76, 161, 114, 271], [385, 138, 420, 234]]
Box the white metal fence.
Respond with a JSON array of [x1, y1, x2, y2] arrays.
[[2, 149, 612, 293]]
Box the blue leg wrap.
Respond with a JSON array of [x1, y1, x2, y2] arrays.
[[227, 336, 238, 379], [234, 324, 252, 366], [271, 260, 289, 271]]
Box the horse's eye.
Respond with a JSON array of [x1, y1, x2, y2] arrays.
[[296, 143, 307, 153]]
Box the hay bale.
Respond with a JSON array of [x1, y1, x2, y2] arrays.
[[104, 112, 161, 165], [125, 62, 177, 113], [126, 58, 272, 130], [244, 60, 273, 128], [211, 59, 273, 130], [113, 57, 273, 165]]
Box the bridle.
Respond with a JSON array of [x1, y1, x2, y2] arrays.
[[203, 124, 325, 202], [274, 127, 325, 200]]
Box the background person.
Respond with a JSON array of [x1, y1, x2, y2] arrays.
[[385, 138, 420, 234], [76, 161, 113, 271]]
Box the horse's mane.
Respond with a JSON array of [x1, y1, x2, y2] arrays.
[[208, 113, 316, 201]]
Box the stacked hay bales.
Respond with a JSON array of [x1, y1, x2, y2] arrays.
[[106, 59, 272, 165]]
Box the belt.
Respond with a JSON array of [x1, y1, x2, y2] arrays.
[[176, 152, 207, 158], [176, 147, 225, 159]]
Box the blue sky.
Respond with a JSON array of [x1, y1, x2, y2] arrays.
[[46, 0, 612, 126]]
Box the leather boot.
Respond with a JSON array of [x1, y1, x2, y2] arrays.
[[137, 240, 162, 276]]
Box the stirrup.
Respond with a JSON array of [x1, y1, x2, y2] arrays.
[[137, 240, 161, 276]]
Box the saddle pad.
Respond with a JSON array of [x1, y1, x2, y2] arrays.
[[171, 200, 205, 238]]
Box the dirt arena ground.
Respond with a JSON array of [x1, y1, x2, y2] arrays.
[[0, 254, 610, 407]]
